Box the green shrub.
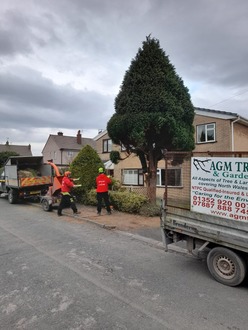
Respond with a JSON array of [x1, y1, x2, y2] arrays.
[[85, 189, 148, 214], [109, 177, 122, 191], [70, 144, 103, 198], [139, 203, 161, 217], [110, 191, 148, 213], [85, 189, 97, 205]]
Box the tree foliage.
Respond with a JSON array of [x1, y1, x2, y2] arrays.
[[107, 36, 195, 202], [69, 145, 104, 201], [0, 151, 19, 167], [110, 150, 121, 164]]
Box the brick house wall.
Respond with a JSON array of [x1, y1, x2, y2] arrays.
[[94, 108, 248, 200], [233, 122, 248, 150], [194, 115, 232, 152]]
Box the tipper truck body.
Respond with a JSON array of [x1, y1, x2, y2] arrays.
[[0, 156, 53, 204]]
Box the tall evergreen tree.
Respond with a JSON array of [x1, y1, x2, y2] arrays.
[[107, 36, 195, 202]]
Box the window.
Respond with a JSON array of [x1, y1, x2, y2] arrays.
[[196, 123, 215, 143], [157, 168, 182, 187], [122, 169, 144, 185], [103, 139, 112, 153], [67, 151, 73, 157]]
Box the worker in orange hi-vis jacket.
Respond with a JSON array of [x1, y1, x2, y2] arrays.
[[57, 171, 81, 216], [96, 167, 112, 215]]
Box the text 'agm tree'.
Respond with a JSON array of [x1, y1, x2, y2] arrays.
[[107, 36, 195, 203]]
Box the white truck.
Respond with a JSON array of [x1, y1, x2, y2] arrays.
[[161, 153, 248, 287], [0, 156, 53, 204]]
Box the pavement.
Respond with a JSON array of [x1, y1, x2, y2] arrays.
[[59, 204, 188, 254]]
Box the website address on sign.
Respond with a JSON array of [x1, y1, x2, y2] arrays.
[[210, 210, 248, 221]]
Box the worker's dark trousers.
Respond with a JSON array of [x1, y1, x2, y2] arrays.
[[97, 192, 111, 213], [58, 194, 77, 215]]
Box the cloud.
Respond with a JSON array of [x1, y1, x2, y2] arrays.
[[0, 66, 113, 128], [0, 0, 248, 155]]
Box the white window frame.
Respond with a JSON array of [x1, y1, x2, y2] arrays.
[[122, 169, 144, 186], [196, 123, 216, 143]]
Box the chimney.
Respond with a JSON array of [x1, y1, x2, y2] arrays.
[[77, 130, 82, 144], [57, 132, 63, 136]]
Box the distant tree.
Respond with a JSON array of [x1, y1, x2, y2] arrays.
[[0, 151, 19, 167], [107, 36, 195, 203], [69, 145, 104, 201]]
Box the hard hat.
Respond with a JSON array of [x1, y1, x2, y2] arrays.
[[64, 171, 71, 177], [98, 167, 104, 173]]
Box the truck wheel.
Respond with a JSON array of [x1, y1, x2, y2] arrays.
[[8, 189, 18, 204], [42, 199, 52, 212], [207, 247, 247, 286]]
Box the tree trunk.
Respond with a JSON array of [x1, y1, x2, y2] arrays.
[[146, 151, 157, 204]]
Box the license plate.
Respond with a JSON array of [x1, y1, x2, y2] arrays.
[[29, 191, 41, 195]]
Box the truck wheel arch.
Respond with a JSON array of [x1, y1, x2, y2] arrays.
[[8, 188, 19, 204], [207, 247, 247, 287]]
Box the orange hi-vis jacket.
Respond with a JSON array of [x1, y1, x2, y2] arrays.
[[96, 174, 111, 193]]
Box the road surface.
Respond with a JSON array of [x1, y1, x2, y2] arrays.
[[0, 198, 248, 330]]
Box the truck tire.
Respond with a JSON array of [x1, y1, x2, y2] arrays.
[[42, 199, 52, 212], [8, 189, 18, 204], [207, 247, 247, 286]]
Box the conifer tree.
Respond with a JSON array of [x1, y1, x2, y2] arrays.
[[107, 36, 195, 202]]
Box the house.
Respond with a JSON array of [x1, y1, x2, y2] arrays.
[[42, 130, 95, 166], [0, 141, 32, 156], [166, 107, 248, 206], [194, 107, 248, 151], [94, 108, 248, 199]]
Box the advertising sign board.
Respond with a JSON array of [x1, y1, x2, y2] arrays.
[[191, 157, 248, 221]]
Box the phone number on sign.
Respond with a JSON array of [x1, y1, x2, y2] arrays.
[[192, 196, 248, 214], [192, 196, 215, 208]]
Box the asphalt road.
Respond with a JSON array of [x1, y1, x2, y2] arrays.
[[1, 198, 248, 330]]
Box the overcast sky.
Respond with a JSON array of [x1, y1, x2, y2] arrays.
[[1, 0, 248, 155]]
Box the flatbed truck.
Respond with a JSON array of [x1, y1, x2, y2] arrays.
[[161, 153, 248, 286]]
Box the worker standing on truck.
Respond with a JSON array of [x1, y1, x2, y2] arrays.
[[58, 171, 81, 216], [96, 167, 112, 215]]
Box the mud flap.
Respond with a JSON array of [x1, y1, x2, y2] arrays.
[[161, 228, 173, 251]]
